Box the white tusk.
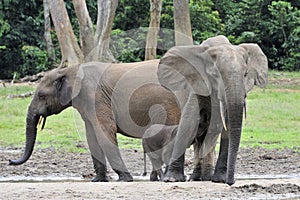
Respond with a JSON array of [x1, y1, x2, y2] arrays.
[[37, 116, 43, 129], [220, 101, 228, 131]]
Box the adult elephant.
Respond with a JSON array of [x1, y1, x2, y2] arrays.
[[8, 59, 215, 182], [157, 35, 268, 185]]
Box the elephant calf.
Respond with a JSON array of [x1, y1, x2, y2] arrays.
[[142, 124, 178, 181], [143, 108, 211, 182]]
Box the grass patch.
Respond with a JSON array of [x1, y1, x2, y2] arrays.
[[0, 71, 299, 152], [241, 88, 300, 149]]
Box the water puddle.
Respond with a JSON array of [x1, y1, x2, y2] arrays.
[[0, 174, 299, 183]]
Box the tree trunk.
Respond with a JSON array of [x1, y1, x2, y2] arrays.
[[47, 0, 84, 67], [73, 0, 95, 59], [173, 0, 193, 46], [43, 0, 56, 64], [145, 0, 162, 60], [86, 0, 118, 62]]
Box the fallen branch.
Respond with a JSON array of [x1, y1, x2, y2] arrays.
[[20, 72, 45, 83], [7, 91, 34, 99]]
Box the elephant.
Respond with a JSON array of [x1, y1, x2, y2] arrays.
[[8, 59, 215, 182], [157, 35, 268, 185], [142, 102, 211, 182], [142, 124, 178, 181], [8, 60, 180, 181]]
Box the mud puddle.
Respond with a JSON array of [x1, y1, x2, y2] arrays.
[[1, 174, 300, 183]]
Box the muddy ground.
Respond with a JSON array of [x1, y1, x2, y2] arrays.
[[1, 147, 300, 199]]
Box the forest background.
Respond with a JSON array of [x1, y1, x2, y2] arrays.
[[0, 0, 299, 79]]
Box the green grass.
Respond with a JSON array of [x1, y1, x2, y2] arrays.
[[241, 88, 300, 149], [240, 70, 300, 149], [0, 71, 299, 152], [268, 70, 300, 79]]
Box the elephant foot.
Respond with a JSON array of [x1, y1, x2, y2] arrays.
[[150, 171, 159, 181], [91, 175, 109, 182], [188, 168, 202, 181], [211, 173, 226, 184], [212, 174, 235, 186], [163, 170, 186, 182], [91, 155, 108, 182], [189, 165, 213, 181], [189, 173, 212, 181], [116, 170, 133, 182], [225, 175, 235, 186]]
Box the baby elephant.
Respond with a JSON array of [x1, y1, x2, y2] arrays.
[[142, 124, 178, 181]]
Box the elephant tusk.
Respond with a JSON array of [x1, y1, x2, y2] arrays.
[[37, 116, 43, 129], [220, 101, 228, 131], [41, 117, 46, 131]]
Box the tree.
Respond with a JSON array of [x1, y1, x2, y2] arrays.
[[173, 0, 193, 45], [145, 0, 163, 60], [43, 0, 56, 65], [48, 0, 83, 67], [47, 0, 118, 68]]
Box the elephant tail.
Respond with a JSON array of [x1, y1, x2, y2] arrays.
[[142, 152, 147, 176]]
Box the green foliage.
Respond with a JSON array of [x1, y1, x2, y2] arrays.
[[267, 1, 300, 71], [111, 28, 147, 62], [1, 0, 300, 79], [20, 45, 48, 77], [190, 0, 223, 43], [221, 0, 300, 71], [0, 0, 46, 79], [114, 0, 150, 30]]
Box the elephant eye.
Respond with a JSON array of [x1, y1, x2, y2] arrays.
[[38, 93, 46, 100], [244, 70, 248, 77]]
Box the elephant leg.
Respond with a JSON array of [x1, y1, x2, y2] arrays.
[[164, 94, 200, 182], [200, 148, 215, 181], [101, 137, 133, 182], [212, 128, 229, 183], [93, 107, 133, 182], [189, 140, 202, 181], [85, 120, 109, 182], [189, 139, 214, 181], [91, 155, 108, 182], [148, 152, 163, 181]]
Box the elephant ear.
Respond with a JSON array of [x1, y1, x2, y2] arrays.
[[57, 65, 84, 106], [158, 45, 213, 97], [239, 43, 268, 93]]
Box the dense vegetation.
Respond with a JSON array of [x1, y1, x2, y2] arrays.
[[0, 0, 299, 79]]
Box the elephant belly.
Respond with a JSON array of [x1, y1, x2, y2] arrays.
[[114, 83, 181, 138]]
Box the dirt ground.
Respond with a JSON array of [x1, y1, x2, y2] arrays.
[[1, 147, 300, 199]]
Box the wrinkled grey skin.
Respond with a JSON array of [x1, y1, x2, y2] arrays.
[[158, 35, 268, 185], [8, 60, 214, 182]]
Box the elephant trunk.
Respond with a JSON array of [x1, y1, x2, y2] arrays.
[[226, 88, 245, 185], [9, 108, 39, 165]]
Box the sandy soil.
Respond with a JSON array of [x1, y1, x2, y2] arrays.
[[1, 147, 300, 199]]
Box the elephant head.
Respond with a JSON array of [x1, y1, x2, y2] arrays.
[[157, 35, 268, 185], [9, 65, 83, 165]]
